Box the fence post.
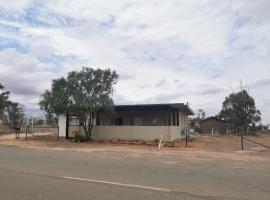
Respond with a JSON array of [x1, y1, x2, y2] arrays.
[[25, 125, 28, 140], [57, 125, 59, 140], [158, 134, 163, 150], [240, 131, 244, 150], [185, 129, 188, 148]]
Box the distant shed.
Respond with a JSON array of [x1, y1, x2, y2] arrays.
[[199, 117, 227, 134]]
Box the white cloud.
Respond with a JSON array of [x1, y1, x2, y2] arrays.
[[0, 0, 33, 13], [0, 0, 270, 123], [0, 49, 57, 109]]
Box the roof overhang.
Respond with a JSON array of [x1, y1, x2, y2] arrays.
[[114, 103, 194, 115]]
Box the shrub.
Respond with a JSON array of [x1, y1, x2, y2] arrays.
[[74, 132, 82, 142], [154, 138, 159, 143], [73, 131, 91, 142]]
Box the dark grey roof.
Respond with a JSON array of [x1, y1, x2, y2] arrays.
[[114, 103, 194, 115]]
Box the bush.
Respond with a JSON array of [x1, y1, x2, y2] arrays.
[[74, 132, 83, 142], [154, 138, 159, 143], [73, 131, 91, 142], [84, 135, 91, 142]]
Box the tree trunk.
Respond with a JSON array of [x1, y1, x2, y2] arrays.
[[87, 114, 95, 141], [82, 122, 88, 138], [81, 114, 96, 142]]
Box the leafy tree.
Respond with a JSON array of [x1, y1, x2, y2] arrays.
[[0, 83, 24, 128], [67, 68, 118, 138], [189, 109, 206, 133], [0, 83, 10, 120], [39, 78, 69, 124], [219, 90, 261, 133], [39, 67, 118, 139], [5, 102, 24, 128]]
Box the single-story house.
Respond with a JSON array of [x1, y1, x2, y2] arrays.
[[58, 103, 194, 142], [199, 116, 227, 134]]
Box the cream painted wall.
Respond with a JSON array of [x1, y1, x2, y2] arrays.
[[91, 125, 181, 142], [179, 112, 188, 130], [169, 126, 182, 141], [66, 125, 181, 142]]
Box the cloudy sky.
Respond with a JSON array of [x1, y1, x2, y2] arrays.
[[0, 0, 270, 123]]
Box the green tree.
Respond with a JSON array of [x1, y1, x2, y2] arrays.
[[189, 109, 206, 133], [39, 67, 118, 139], [5, 102, 24, 128], [39, 78, 69, 124], [219, 90, 261, 133], [0, 83, 10, 120], [0, 82, 24, 128]]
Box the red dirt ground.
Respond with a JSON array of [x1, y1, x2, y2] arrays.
[[1, 133, 270, 165]]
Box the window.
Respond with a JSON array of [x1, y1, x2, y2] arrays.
[[111, 118, 123, 126], [134, 117, 143, 125]]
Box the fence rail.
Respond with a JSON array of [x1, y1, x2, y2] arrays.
[[0, 125, 59, 138], [243, 137, 270, 149]]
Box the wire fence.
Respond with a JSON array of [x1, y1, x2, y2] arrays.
[[0, 124, 59, 137], [242, 136, 270, 150]]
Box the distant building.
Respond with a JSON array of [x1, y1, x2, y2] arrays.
[[199, 117, 227, 134]]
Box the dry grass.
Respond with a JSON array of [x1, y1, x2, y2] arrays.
[[0, 133, 270, 165]]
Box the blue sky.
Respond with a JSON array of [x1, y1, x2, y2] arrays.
[[0, 0, 270, 123]]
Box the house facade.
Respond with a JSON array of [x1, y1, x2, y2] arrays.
[[58, 103, 194, 142]]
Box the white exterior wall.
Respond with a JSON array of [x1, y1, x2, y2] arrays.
[[179, 112, 188, 129], [169, 126, 182, 141], [58, 114, 66, 137], [178, 111, 188, 139]]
